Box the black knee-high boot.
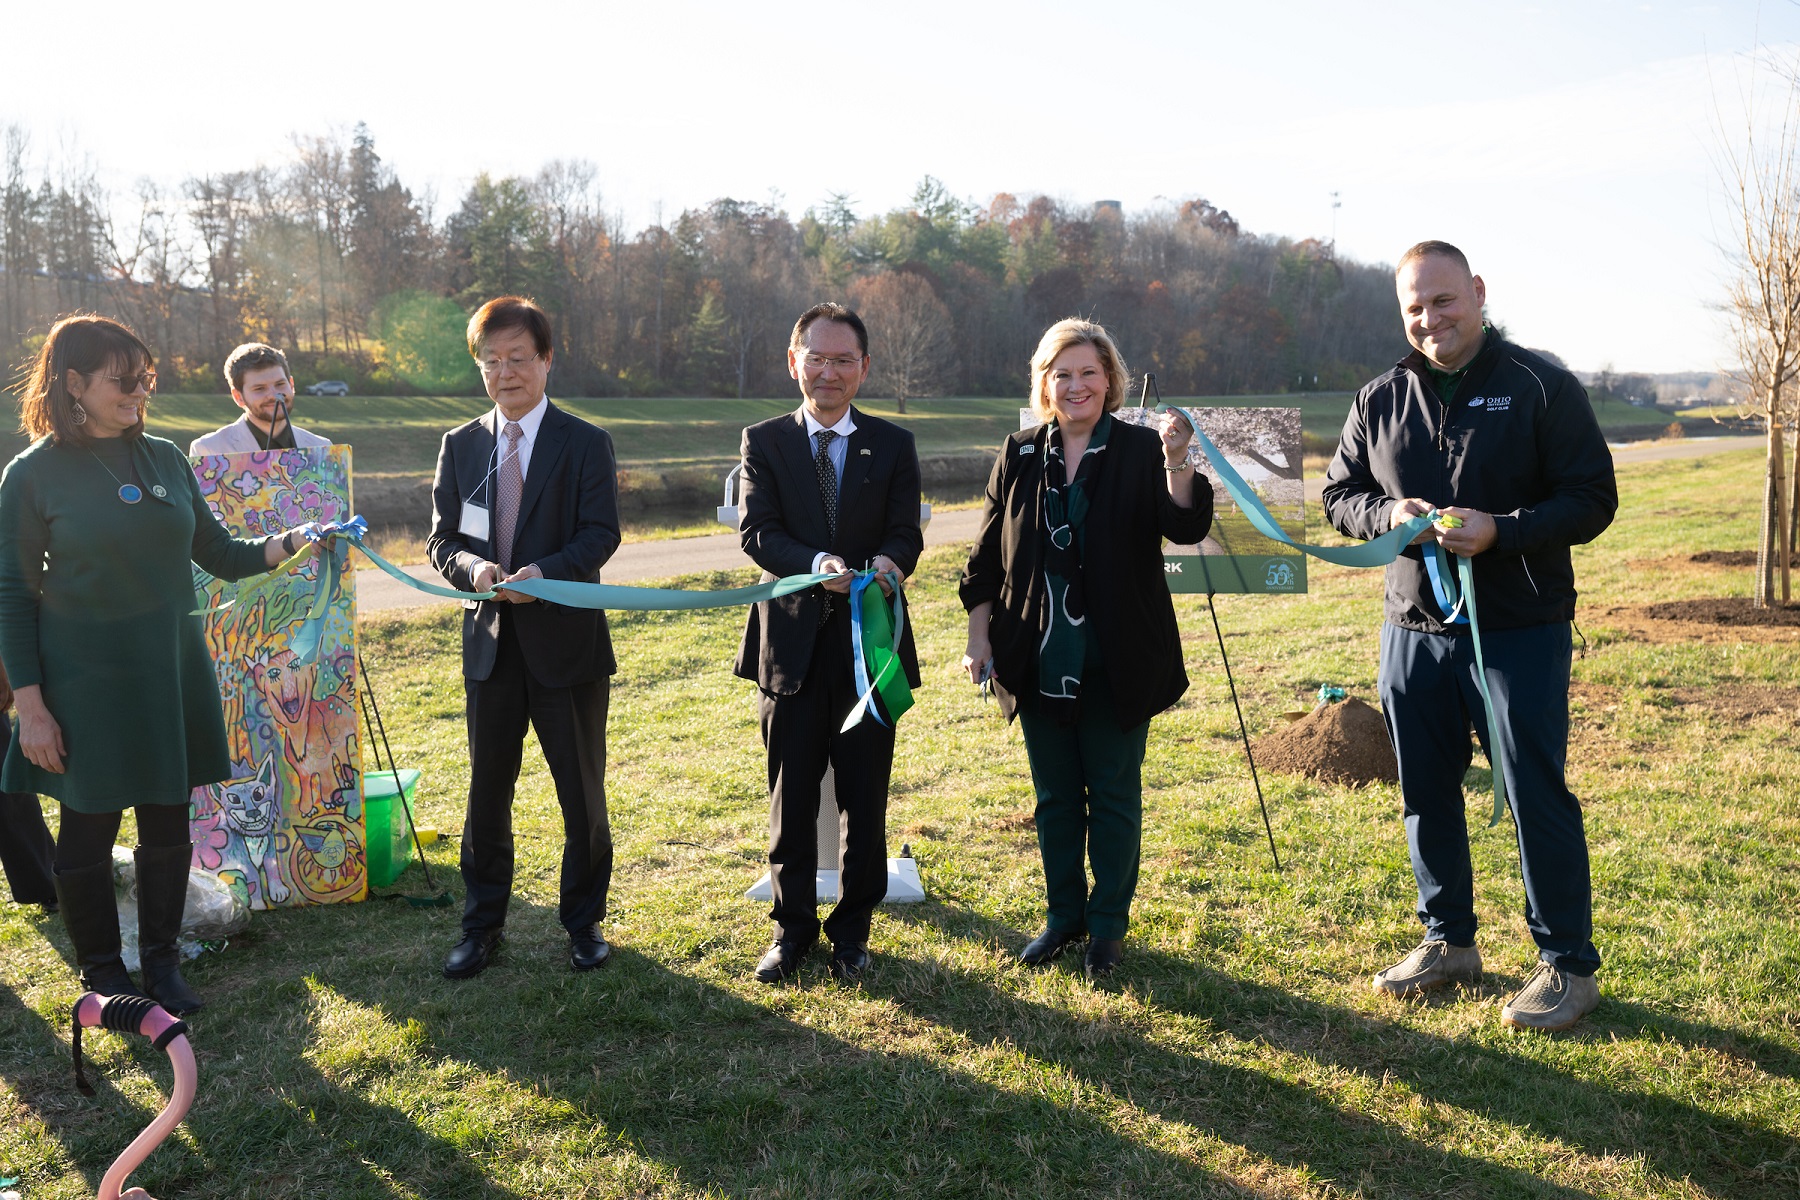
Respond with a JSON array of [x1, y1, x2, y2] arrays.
[[134, 844, 203, 1015], [52, 860, 142, 997]]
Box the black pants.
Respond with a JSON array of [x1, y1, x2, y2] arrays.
[[0, 793, 55, 905], [54, 803, 189, 870], [1378, 620, 1599, 975], [760, 604, 894, 948], [0, 719, 54, 903], [461, 609, 612, 936]]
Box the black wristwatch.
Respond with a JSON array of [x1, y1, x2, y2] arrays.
[[281, 531, 297, 556]]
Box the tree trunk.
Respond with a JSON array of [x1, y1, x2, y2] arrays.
[[1775, 422, 1792, 603], [1789, 423, 1799, 557], [1758, 424, 1781, 607]]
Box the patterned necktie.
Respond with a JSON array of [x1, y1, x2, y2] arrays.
[[814, 430, 838, 622], [814, 429, 839, 542], [494, 421, 524, 573]]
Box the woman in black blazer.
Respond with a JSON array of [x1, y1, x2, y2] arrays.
[[960, 319, 1213, 978]]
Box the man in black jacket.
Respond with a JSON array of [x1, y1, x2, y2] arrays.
[[1323, 242, 1617, 1031], [427, 296, 621, 980], [735, 302, 923, 985]]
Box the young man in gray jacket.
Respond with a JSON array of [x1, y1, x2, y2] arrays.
[[189, 343, 330, 455]]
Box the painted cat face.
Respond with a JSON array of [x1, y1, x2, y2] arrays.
[[220, 754, 279, 837]]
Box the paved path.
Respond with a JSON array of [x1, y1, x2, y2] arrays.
[[356, 435, 1766, 613]]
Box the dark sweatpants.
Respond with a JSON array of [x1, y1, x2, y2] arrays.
[[1377, 620, 1600, 976]]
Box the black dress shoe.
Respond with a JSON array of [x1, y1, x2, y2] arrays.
[[443, 929, 502, 980], [1084, 938, 1124, 979], [569, 926, 611, 972], [754, 938, 814, 984], [828, 942, 870, 983], [1019, 926, 1087, 966]]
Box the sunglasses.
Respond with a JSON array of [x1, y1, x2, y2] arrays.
[[85, 369, 158, 394]]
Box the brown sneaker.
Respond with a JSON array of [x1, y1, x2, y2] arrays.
[[1500, 963, 1599, 1031], [1371, 938, 1482, 998]]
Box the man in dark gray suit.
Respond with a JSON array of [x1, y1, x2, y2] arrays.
[[735, 302, 923, 984], [427, 296, 621, 979]]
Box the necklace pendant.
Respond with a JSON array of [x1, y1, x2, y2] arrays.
[[118, 484, 142, 504]]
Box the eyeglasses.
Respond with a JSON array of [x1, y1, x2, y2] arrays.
[[800, 354, 865, 371], [86, 369, 157, 394], [479, 354, 542, 376]]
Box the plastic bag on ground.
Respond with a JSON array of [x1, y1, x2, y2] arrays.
[[110, 846, 252, 971]]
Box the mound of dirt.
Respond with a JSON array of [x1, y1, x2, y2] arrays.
[[1641, 597, 1800, 627], [1250, 696, 1398, 787], [1688, 550, 1800, 568]]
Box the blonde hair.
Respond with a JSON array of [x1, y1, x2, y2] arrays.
[[1028, 318, 1130, 424]]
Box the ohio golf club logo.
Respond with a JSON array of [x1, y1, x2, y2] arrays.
[[1468, 394, 1512, 411], [1264, 559, 1298, 589]]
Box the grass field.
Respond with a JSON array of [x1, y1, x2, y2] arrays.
[[2, 446, 1795, 1199], [0, 391, 1732, 486]]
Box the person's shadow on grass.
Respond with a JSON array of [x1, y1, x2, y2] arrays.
[[882, 898, 1800, 1200]]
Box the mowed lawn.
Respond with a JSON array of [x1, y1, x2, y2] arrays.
[[0, 391, 1726, 484], [2, 446, 1795, 1198]]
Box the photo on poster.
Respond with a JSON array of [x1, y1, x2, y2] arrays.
[[1021, 406, 1308, 594]]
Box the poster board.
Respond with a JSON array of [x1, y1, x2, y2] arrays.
[[186, 447, 366, 908], [1021, 406, 1309, 594]]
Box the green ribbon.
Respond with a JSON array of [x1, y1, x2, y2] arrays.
[[842, 571, 912, 732], [1166, 406, 1507, 828]]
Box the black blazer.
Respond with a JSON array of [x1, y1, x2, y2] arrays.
[[426, 402, 621, 687], [733, 408, 924, 695], [960, 418, 1214, 729]]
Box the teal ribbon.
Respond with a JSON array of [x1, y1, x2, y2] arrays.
[[1165, 406, 1507, 829]]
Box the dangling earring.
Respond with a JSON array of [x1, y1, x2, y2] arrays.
[[71, 402, 88, 426]]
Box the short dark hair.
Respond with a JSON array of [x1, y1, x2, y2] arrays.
[[13, 313, 153, 445], [467, 296, 554, 361], [790, 302, 868, 357], [1397, 240, 1472, 277], [224, 342, 291, 392]]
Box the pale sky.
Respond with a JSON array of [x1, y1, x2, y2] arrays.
[[5, 0, 1797, 375]]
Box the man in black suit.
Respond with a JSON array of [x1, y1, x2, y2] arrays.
[[735, 302, 923, 984], [427, 295, 621, 979]]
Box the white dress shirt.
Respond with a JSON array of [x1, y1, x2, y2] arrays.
[[801, 406, 857, 573]]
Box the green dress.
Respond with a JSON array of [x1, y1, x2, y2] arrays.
[[0, 434, 273, 813]]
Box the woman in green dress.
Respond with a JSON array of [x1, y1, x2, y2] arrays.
[[0, 314, 320, 1014]]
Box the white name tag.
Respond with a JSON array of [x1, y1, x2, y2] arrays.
[[459, 501, 491, 542]]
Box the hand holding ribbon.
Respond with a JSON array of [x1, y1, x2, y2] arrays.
[[1162, 404, 1510, 830]]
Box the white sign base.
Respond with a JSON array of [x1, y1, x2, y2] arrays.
[[742, 764, 926, 904], [743, 858, 925, 904]]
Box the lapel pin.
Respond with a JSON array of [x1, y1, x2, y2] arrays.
[[151, 484, 167, 497], [1020, 445, 1036, 455], [859, 448, 871, 456]]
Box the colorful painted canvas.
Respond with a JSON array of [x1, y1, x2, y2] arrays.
[[186, 447, 366, 909]]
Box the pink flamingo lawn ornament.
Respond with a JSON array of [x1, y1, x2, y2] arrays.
[[70, 992, 197, 1200]]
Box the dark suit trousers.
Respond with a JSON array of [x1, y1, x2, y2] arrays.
[[760, 604, 893, 947], [0, 720, 55, 906], [461, 607, 612, 935], [0, 791, 55, 905]]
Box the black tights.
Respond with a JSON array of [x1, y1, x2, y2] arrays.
[[55, 804, 190, 871]]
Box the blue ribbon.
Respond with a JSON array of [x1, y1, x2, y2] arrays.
[[1165, 406, 1507, 829], [274, 519, 917, 724], [1424, 543, 1469, 624]]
